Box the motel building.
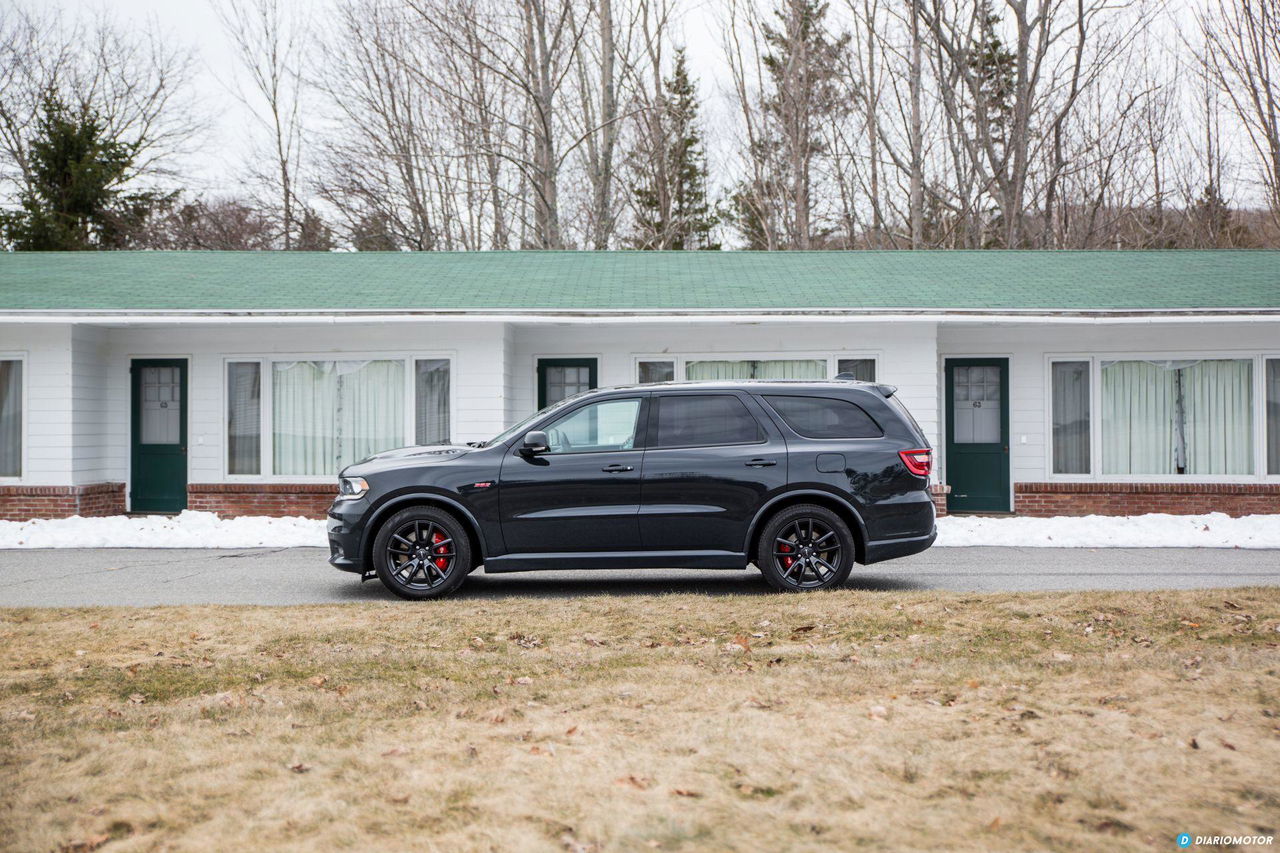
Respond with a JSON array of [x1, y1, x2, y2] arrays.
[[0, 250, 1278, 522]]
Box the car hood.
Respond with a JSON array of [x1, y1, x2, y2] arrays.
[[341, 444, 477, 476]]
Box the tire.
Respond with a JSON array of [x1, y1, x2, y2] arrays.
[[756, 504, 855, 592], [372, 506, 473, 600]]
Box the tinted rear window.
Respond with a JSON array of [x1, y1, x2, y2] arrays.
[[765, 395, 883, 438], [655, 395, 762, 447]]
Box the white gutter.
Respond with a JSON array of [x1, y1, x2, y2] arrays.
[[2, 310, 1280, 325]]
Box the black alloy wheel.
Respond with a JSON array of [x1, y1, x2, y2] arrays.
[[758, 504, 855, 592], [373, 506, 472, 600]]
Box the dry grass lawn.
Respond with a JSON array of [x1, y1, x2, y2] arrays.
[[1, 587, 1278, 852]]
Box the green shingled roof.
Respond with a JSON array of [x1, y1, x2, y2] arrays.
[[1, 250, 1278, 312]]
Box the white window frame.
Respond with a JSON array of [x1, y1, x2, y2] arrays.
[[633, 351, 881, 384], [1045, 350, 1272, 484], [222, 351, 456, 482], [0, 352, 27, 483]]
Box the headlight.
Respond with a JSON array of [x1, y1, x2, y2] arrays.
[[337, 476, 369, 499]]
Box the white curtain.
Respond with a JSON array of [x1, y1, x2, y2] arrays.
[[1183, 359, 1252, 475], [273, 360, 404, 475], [227, 362, 260, 474], [415, 359, 450, 445], [1102, 361, 1177, 474], [685, 359, 826, 380], [1051, 361, 1090, 474], [1102, 359, 1253, 475], [0, 361, 20, 477]]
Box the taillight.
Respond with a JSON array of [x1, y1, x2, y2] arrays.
[[899, 448, 932, 477]]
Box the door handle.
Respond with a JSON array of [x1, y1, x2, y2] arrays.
[[600, 464, 634, 473], [746, 458, 777, 467]]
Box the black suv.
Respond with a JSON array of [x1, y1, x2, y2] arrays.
[[327, 380, 936, 599]]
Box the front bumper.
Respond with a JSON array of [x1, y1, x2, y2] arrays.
[[327, 500, 368, 573]]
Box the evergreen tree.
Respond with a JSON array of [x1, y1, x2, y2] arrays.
[[628, 50, 719, 250], [0, 93, 165, 250], [730, 0, 849, 249]]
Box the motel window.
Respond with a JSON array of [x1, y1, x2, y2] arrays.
[[415, 359, 451, 445], [273, 360, 405, 475], [227, 362, 261, 475], [226, 358, 452, 477], [836, 358, 876, 382], [1268, 359, 1280, 475], [1101, 359, 1252, 476], [1051, 361, 1090, 474], [0, 360, 20, 477], [638, 360, 675, 384], [685, 359, 826, 380]]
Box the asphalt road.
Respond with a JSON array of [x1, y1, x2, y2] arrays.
[[1, 546, 1277, 607]]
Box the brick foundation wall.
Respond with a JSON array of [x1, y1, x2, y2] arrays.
[[1012, 482, 1280, 518], [187, 483, 338, 519], [0, 483, 126, 521], [930, 484, 949, 518]]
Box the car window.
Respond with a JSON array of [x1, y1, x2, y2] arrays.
[[543, 398, 642, 454], [765, 395, 883, 438], [655, 395, 762, 448]]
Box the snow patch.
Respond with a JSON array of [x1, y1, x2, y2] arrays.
[[0, 510, 1276, 550], [0, 511, 325, 550], [936, 512, 1280, 549]]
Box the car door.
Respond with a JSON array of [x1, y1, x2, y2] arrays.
[[639, 391, 788, 555], [499, 394, 648, 554]]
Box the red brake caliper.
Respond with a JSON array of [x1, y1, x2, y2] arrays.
[[432, 531, 449, 568], [779, 542, 793, 568]]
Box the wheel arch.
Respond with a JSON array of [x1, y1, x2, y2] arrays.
[[744, 490, 868, 566], [361, 494, 487, 572]]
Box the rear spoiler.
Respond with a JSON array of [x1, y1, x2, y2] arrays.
[[834, 372, 897, 398]]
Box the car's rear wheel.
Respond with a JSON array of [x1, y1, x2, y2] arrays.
[[373, 506, 472, 600], [757, 504, 855, 592]]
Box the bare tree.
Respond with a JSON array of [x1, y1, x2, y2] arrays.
[[1198, 0, 1280, 228], [213, 0, 309, 248]]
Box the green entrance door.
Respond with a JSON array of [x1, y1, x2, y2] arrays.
[[537, 358, 597, 408], [130, 359, 188, 513], [945, 358, 1010, 513]]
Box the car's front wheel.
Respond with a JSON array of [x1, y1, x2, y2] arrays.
[[372, 506, 472, 600], [757, 504, 855, 592]]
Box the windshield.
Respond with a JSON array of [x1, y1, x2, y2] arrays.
[[484, 390, 592, 447]]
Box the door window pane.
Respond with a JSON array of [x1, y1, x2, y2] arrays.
[[227, 362, 261, 475], [273, 360, 404, 475], [638, 360, 675, 384], [1051, 361, 1090, 474], [1269, 359, 1280, 475], [1102, 359, 1252, 475], [415, 359, 450, 445], [685, 359, 826, 380], [836, 358, 876, 381], [140, 366, 182, 445], [765, 395, 882, 438], [0, 360, 20, 476], [655, 395, 762, 447], [543, 398, 641, 453], [543, 363, 594, 406], [952, 366, 1001, 444]]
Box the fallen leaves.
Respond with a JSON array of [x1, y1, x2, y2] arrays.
[[616, 774, 652, 790], [670, 788, 702, 798]]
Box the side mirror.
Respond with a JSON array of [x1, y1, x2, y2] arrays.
[[520, 430, 550, 455]]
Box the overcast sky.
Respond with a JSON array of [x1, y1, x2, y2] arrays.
[[49, 0, 731, 200]]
